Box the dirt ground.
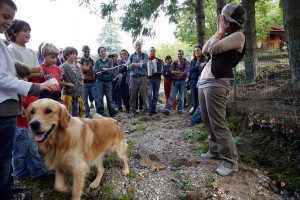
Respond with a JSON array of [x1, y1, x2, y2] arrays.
[[20, 99, 291, 200], [96, 102, 284, 200]]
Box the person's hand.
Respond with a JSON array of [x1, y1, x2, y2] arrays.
[[40, 82, 58, 92], [218, 14, 229, 34], [103, 68, 109, 71]]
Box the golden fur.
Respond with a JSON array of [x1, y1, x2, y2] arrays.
[[27, 99, 129, 200]]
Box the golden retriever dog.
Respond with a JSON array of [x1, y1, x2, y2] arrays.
[[27, 99, 129, 200]]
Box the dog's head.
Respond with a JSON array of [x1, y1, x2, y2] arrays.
[[27, 99, 71, 143]]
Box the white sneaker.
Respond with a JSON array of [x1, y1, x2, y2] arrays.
[[215, 165, 238, 176], [200, 151, 218, 159]]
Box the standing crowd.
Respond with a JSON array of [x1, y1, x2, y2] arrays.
[[0, 0, 246, 199]]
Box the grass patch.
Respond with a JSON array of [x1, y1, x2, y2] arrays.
[[135, 124, 148, 135], [176, 171, 191, 191], [126, 139, 135, 155]]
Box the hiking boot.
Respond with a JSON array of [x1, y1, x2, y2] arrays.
[[11, 185, 32, 193], [162, 110, 169, 115], [215, 165, 238, 176], [13, 191, 32, 200], [200, 151, 218, 159]]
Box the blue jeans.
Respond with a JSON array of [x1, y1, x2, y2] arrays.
[[190, 79, 199, 113], [12, 127, 46, 179], [190, 106, 202, 124], [96, 80, 116, 117], [0, 116, 16, 200], [82, 82, 101, 115], [147, 78, 161, 112], [165, 79, 185, 111]]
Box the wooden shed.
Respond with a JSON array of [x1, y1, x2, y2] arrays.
[[261, 25, 284, 50]]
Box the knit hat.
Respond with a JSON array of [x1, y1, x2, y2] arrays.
[[222, 3, 246, 26], [82, 45, 90, 51]]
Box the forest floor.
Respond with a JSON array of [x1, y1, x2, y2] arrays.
[[17, 100, 294, 200]]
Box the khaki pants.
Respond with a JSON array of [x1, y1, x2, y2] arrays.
[[198, 87, 238, 169], [129, 76, 149, 112]]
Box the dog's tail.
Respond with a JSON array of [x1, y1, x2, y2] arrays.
[[90, 113, 118, 124]]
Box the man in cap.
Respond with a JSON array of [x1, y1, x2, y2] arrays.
[[80, 45, 100, 117]]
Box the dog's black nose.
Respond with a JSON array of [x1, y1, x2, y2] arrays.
[[30, 120, 40, 131]]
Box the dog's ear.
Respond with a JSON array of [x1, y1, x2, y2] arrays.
[[60, 104, 71, 129]]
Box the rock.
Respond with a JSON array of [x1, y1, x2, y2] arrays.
[[149, 153, 160, 161], [208, 181, 219, 190], [133, 153, 142, 159], [173, 157, 189, 167]]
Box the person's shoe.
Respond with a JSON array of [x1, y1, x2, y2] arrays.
[[200, 151, 218, 159], [162, 110, 169, 115], [32, 171, 54, 181], [130, 112, 136, 118], [215, 165, 238, 176], [89, 102, 94, 109], [11, 185, 32, 193], [13, 191, 32, 200], [178, 110, 183, 114], [151, 111, 158, 115]]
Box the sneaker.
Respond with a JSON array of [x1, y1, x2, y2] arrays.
[[215, 165, 238, 176], [162, 110, 169, 115], [13, 191, 32, 200], [178, 110, 183, 114], [89, 103, 94, 109], [32, 171, 54, 181], [200, 151, 218, 159]]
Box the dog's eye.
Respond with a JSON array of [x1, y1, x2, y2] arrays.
[[45, 109, 52, 114], [30, 109, 35, 115]]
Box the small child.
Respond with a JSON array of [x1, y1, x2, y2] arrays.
[[39, 43, 62, 101], [6, 19, 43, 83], [12, 62, 54, 181], [60, 46, 85, 117]]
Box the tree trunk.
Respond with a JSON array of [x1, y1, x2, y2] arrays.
[[242, 0, 258, 83], [282, 0, 300, 88], [216, 0, 226, 15], [195, 0, 205, 46]]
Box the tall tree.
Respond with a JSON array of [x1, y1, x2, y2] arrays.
[[282, 0, 300, 88], [195, 0, 205, 46], [242, 0, 258, 82], [96, 22, 122, 54]]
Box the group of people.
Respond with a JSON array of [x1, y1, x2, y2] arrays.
[[0, 0, 247, 199]]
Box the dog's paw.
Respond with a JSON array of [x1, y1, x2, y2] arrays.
[[55, 186, 70, 193], [89, 181, 100, 189], [122, 168, 129, 175]]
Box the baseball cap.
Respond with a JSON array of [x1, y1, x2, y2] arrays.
[[82, 45, 90, 51], [222, 3, 246, 26]]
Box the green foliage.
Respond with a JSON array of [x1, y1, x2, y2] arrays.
[[174, 0, 218, 43], [100, 0, 179, 41], [176, 171, 191, 191], [256, 0, 283, 41], [155, 41, 193, 62], [128, 170, 138, 180], [135, 124, 147, 135], [96, 22, 122, 55], [126, 139, 135, 155]]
